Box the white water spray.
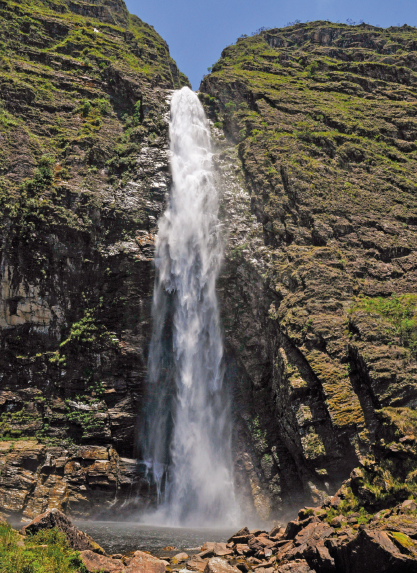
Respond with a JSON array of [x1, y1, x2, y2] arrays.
[[141, 87, 237, 526]]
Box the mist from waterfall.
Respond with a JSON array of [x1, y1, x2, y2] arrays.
[[141, 87, 237, 527]]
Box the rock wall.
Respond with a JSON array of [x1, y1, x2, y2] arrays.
[[201, 21, 417, 520], [0, 0, 185, 519], [1, 9, 417, 524]]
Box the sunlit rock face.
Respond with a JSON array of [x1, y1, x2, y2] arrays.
[[0, 0, 188, 520], [1, 4, 417, 525], [200, 20, 417, 520]]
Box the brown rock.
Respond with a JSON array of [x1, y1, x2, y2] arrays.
[[230, 535, 254, 545], [80, 551, 123, 573], [269, 525, 285, 541], [276, 560, 315, 572], [22, 508, 104, 554], [339, 529, 417, 573], [330, 515, 344, 528], [234, 543, 250, 555], [311, 539, 335, 570], [228, 528, 250, 543], [269, 525, 283, 538], [294, 522, 333, 548], [202, 542, 216, 552], [214, 542, 234, 557], [250, 529, 267, 537], [276, 541, 295, 561], [124, 551, 166, 573], [188, 560, 208, 573], [284, 520, 305, 540], [171, 552, 189, 564], [329, 495, 342, 508], [401, 500, 417, 513], [248, 535, 274, 554], [204, 557, 241, 573]]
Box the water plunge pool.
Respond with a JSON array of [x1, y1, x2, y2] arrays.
[[75, 521, 235, 556]]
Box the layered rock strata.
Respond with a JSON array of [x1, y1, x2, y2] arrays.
[[0, 0, 186, 519], [201, 21, 417, 518]]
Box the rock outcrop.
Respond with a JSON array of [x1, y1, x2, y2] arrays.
[[171, 496, 417, 573], [0, 0, 186, 519], [1, 2, 417, 526], [80, 549, 167, 573], [201, 21, 417, 519], [21, 507, 104, 553]]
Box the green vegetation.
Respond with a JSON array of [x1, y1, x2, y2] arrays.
[[200, 21, 417, 457], [350, 294, 417, 354], [57, 308, 117, 359], [65, 400, 106, 437], [0, 524, 86, 573]]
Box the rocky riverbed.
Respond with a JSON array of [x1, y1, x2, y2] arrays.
[[6, 485, 417, 573]]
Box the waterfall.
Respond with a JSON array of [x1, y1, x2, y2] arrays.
[[141, 86, 237, 526]]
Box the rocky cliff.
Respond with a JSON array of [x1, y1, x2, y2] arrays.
[[201, 21, 417, 520], [1, 5, 417, 526], [0, 0, 187, 520]]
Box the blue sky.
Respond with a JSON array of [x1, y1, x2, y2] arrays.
[[125, 0, 417, 89]]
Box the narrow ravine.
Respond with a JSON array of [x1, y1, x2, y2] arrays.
[[141, 87, 238, 526]]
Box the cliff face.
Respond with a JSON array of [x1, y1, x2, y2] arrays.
[[201, 22, 417, 519], [1, 9, 417, 525], [0, 0, 188, 519]]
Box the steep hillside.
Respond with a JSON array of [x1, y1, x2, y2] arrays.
[[201, 21, 417, 519], [0, 0, 188, 520], [2, 8, 417, 527]]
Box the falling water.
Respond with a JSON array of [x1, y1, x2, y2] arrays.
[[141, 87, 237, 526]]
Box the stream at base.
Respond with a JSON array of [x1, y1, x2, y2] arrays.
[[74, 521, 234, 556]]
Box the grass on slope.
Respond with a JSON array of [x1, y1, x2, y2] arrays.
[[0, 524, 86, 573]]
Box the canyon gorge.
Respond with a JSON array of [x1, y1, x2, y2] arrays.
[[0, 0, 417, 545]]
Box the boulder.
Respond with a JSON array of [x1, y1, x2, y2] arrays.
[[187, 559, 208, 573], [285, 520, 307, 540], [228, 528, 251, 543], [338, 529, 417, 573], [124, 551, 167, 573], [401, 500, 417, 513], [21, 508, 104, 554], [248, 535, 274, 553], [293, 521, 333, 551], [213, 542, 233, 556], [329, 515, 344, 528], [204, 557, 241, 573], [269, 525, 283, 538], [80, 551, 124, 573], [250, 529, 267, 537], [230, 535, 254, 544], [80, 550, 167, 573], [234, 543, 250, 555], [171, 552, 189, 564], [276, 560, 315, 572], [310, 540, 335, 571]]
